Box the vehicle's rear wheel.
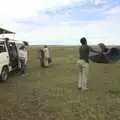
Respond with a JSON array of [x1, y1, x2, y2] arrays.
[[0, 67, 9, 82]]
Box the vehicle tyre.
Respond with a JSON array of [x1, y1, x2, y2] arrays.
[[0, 66, 9, 82]]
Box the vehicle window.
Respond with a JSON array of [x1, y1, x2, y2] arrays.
[[0, 41, 6, 52]]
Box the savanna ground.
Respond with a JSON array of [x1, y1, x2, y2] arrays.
[[0, 46, 120, 120]]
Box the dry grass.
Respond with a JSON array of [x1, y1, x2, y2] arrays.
[[0, 46, 120, 120]]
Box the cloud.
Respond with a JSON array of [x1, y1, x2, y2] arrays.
[[0, 0, 120, 45], [0, 0, 83, 19], [103, 5, 120, 20], [0, 0, 83, 32], [14, 0, 110, 28], [30, 20, 120, 45]]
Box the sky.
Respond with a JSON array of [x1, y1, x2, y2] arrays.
[[0, 0, 120, 45]]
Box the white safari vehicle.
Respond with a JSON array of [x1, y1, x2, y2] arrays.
[[0, 28, 28, 82]]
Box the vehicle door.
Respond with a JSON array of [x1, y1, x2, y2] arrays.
[[7, 42, 19, 69], [0, 41, 9, 73]]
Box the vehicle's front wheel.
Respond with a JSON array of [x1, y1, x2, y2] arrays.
[[0, 67, 9, 82]]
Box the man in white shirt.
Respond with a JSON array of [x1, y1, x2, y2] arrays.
[[19, 46, 26, 75], [43, 45, 50, 67]]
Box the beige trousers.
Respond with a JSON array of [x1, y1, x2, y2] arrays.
[[43, 57, 49, 67], [77, 59, 89, 89]]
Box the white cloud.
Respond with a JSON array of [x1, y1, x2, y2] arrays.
[[30, 20, 120, 45], [90, 0, 108, 5], [105, 6, 120, 14], [0, 0, 120, 45], [0, 0, 83, 19], [0, 0, 83, 32], [0, 0, 83, 37], [0, 0, 108, 20], [103, 6, 120, 20]]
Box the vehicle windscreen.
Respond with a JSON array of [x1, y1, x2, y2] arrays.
[[0, 41, 6, 52]]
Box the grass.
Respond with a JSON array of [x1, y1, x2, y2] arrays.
[[0, 46, 120, 120]]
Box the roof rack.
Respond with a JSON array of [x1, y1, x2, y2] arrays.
[[0, 27, 15, 34], [0, 37, 17, 41], [0, 28, 28, 45], [0, 27, 16, 41]]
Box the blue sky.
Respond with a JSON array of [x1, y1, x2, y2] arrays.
[[0, 0, 120, 45]]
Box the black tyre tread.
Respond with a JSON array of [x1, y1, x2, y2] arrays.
[[0, 66, 9, 82]]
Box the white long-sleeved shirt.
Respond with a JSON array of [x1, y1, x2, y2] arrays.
[[19, 50, 26, 59], [19, 49, 28, 64], [44, 48, 49, 58]]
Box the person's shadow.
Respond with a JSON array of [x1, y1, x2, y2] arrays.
[[108, 89, 120, 95]]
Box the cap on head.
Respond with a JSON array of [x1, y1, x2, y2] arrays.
[[80, 37, 87, 45]]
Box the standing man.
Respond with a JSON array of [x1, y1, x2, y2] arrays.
[[77, 37, 99, 90], [37, 48, 45, 67], [19, 46, 26, 76], [43, 45, 50, 67]]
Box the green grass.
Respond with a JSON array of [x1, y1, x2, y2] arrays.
[[0, 46, 120, 120]]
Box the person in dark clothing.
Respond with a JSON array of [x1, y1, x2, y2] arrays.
[[77, 37, 99, 90], [90, 43, 120, 63], [40, 49, 45, 67], [98, 43, 109, 53], [98, 43, 110, 62], [37, 48, 45, 67]]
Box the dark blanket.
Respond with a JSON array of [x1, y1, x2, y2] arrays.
[[89, 48, 120, 63]]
